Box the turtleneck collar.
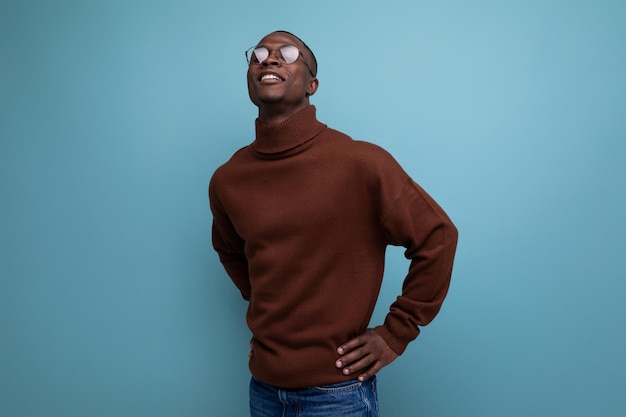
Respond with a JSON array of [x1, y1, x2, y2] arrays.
[[251, 105, 327, 159]]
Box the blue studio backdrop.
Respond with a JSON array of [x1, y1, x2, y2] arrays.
[[2, 1, 625, 416]]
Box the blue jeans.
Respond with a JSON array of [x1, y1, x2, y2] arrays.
[[249, 376, 379, 417]]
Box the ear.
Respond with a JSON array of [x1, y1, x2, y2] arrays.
[[306, 77, 319, 97]]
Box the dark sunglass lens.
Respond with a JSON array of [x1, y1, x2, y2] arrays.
[[280, 46, 299, 64]]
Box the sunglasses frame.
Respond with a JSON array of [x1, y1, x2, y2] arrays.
[[245, 45, 315, 77]]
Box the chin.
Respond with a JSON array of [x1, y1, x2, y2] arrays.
[[256, 95, 283, 105]]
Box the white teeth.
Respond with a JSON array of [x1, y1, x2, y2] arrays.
[[261, 74, 281, 81]]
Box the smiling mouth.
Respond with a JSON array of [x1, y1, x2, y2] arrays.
[[260, 74, 283, 82]]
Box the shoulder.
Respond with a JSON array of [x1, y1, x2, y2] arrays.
[[327, 130, 405, 176], [322, 128, 399, 164]]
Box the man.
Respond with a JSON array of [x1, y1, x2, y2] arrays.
[[209, 30, 458, 416]]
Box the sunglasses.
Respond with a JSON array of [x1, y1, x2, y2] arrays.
[[245, 45, 315, 77]]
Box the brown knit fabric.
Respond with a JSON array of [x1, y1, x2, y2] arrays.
[[252, 105, 326, 159], [209, 105, 458, 388]]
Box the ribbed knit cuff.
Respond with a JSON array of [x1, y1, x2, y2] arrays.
[[373, 319, 420, 356]]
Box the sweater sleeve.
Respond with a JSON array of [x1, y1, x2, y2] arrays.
[[374, 176, 458, 355], [209, 180, 251, 301]]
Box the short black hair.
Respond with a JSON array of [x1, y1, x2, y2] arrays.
[[274, 30, 318, 77]]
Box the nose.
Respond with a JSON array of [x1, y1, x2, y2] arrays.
[[262, 49, 281, 67]]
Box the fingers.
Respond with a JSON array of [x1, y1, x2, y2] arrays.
[[355, 361, 382, 382], [335, 348, 368, 370], [336, 353, 380, 381], [337, 335, 364, 356], [335, 346, 363, 367], [335, 329, 397, 381]]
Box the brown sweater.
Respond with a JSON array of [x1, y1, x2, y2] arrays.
[[209, 105, 458, 388]]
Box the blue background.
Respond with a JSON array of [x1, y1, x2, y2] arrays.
[[2, 1, 625, 416]]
